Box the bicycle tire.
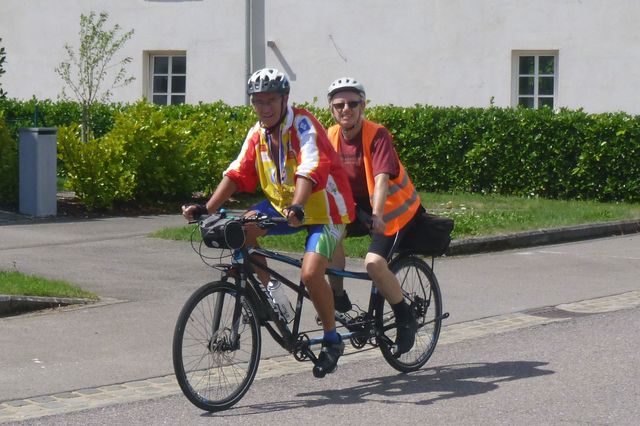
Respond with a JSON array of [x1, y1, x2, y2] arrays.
[[172, 281, 261, 412], [376, 255, 443, 372]]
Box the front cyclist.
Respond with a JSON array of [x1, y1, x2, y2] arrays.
[[183, 68, 355, 378]]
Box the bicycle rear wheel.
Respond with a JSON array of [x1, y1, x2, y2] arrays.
[[173, 281, 261, 412], [376, 255, 443, 372]]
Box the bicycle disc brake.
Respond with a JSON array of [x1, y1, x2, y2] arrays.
[[208, 328, 240, 352], [411, 294, 428, 318]]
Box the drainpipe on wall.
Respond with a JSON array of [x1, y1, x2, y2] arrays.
[[245, 0, 252, 105]]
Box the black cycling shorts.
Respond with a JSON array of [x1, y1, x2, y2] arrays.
[[346, 205, 425, 259]]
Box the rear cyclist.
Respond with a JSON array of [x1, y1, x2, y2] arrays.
[[325, 77, 424, 355]]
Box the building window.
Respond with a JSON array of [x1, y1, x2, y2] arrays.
[[150, 54, 186, 105], [512, 51, 558, 109]]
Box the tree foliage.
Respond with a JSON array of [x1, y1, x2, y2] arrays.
[[55, 11, 134, 141], [0, 37, 7, 100]]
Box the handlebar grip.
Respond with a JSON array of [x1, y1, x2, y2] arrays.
[[269, 217, 289, 224], [253, 215, 288, 229]]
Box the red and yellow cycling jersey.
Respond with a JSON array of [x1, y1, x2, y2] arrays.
[[225, 106, 355, 225]]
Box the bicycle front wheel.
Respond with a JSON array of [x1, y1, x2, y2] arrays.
[[376, 255, 443, 372], [172, 281, 261, 412]]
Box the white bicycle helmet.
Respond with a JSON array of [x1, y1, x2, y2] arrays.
[[327, 77, 366, 101], [247, 68, 290, 95]]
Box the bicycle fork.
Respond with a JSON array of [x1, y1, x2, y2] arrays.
[[208, 273, 249, 352]]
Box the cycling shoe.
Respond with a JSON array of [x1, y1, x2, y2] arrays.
[[312, 337, 345, 378], [394, 314, 418, 357]]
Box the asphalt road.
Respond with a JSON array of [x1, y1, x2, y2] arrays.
[[1, 215, 639, 424], [6, 302, 640, 425]]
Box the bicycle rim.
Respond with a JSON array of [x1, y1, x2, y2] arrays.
[[172, 282, 261, 412], [377, 256, 443, 372]]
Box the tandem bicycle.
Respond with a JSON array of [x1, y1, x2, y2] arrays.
[[172, 210, 450, 412]]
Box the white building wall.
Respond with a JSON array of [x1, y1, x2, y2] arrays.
[[1, 0, 247, 105], [1, 0, 639, 113], [269, 0, 640, 113]]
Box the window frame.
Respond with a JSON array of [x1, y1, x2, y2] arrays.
[[145, 51, 187, 105], [511, 50, 559, 109]]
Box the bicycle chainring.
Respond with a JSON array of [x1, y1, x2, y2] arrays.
[[293, 334, 310, 361]]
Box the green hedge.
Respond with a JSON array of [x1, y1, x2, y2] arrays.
[[0, 98, 121, 140], [0, 112, 18, 205], [361, 105, 639, 203], [2, 98, 639, 210]]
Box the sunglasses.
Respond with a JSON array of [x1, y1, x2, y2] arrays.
[[331, 100, 362, 111]]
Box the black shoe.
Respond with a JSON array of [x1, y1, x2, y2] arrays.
[[394, 313, 418, 356], [312, 338, 345, 378], [333, 290, 352, 313]]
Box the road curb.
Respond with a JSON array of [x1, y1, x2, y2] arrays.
[[0, 295, 96, 317], [447, 219, 640, 256]]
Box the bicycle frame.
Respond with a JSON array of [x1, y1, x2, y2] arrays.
[[220, 243, 410, 363]]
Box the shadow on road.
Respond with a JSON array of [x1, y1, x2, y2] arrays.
[[209, 360, 554, 417]]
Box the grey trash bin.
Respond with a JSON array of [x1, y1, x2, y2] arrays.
[[19, 128, 57, 217]]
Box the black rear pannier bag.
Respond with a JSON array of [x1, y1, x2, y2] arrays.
[[398, 212, 454, 257]]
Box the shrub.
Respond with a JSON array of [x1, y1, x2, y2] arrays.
[[571, 112, 640, 201], [0, 112, 18, 205], [57, 101, 256, 209], [57, 124, 135, 210], [104, 101, 194, 202], [182, 102, 255, 195]]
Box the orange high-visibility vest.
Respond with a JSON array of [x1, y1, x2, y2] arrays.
[[328, 120, 421, 236]]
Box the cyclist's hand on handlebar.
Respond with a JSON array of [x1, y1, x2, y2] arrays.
[[370, 213, 386, 234], [283, 204, 304, 227], [182, 204, 207, 221]]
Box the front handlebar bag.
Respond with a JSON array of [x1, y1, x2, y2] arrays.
[[200, 215, 246, 250]]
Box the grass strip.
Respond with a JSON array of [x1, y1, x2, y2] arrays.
[[150, 192, 640, 258], [0, 271, 98, 299]]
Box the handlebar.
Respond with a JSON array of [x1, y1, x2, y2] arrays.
[[241, 212, 289, 228], [190, 209, 289, 228]]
